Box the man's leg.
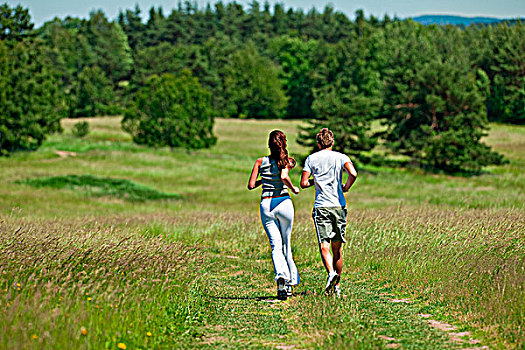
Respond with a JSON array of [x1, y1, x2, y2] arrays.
[[319, 242, 334, 274], [320, 241, 340, 294], [331, 241, 343, 286]]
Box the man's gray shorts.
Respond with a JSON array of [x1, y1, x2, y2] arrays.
[[312, 207, 347, 244]]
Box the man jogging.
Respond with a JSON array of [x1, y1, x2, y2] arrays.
[[300, 128, 357, 297]]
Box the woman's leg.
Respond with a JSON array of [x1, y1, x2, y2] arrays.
[[275, 199, 299, 286], [260, 199, 290, 282]]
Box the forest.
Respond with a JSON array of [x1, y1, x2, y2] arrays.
[[1, 1, 524, 172]]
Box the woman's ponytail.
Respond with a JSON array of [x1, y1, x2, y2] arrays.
[[268, 130, 295, 169]]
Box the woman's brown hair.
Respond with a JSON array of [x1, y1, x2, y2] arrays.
[[268, 130, 296, 169]]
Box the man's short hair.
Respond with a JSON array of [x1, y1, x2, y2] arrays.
[[316, 128, 334, 149]]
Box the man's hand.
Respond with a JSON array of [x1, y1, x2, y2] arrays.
[[342, 162, 357, 192], [301, 171, 314, 189]]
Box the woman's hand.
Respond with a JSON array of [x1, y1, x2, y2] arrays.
[[281, 166, 299, 195]]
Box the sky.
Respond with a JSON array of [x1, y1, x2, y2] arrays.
[[6, 0, 525, 27]]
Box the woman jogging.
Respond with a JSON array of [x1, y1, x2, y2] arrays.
[[247, 130, 300, 300]]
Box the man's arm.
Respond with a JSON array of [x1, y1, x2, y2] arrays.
[[300, 171, 314, 189], [342, 161, 357, 192]]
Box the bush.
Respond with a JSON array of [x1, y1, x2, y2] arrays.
[[121, 71, 217, 149], [72, 121, 89, 138]]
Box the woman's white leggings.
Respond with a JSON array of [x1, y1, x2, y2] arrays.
[[260, 196, 300, 286]]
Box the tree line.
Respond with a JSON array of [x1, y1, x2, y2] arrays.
[[1, 1, 523, 172]]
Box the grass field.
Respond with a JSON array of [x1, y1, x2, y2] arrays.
[[1, 117, 524, 349]]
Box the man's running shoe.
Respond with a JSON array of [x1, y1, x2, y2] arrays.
[[324, 272, 340, 295], [277, 277, 287, 300], [285, 285, 293, 297], [334, 285, 342, 298]]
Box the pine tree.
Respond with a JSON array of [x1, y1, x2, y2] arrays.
[[0, 3, 33, 43], [223, 42, 287, 118], [38, 18, 95, 117], [298, 30, 383, 161], [378, 21, 504, 172], [84, 10, 133, 84], [118, 5, 144, 51], [72, 66, 116, 117], [269, 35, 319, 118], [0, 39, 65, 154], [487, 22, 525, 124]]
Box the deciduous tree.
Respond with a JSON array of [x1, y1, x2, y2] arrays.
[[122, 71, 216, 149]]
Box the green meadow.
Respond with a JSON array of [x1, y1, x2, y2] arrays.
[[1, 117, 523, 349]]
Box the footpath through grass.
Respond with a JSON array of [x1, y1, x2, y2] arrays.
[[0, 117, 524, 348]]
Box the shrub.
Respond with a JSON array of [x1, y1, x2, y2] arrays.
[[121, 71, 216, 149], [72, 121, 89, 138]]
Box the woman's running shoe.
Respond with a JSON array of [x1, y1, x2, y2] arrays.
[[277, 277, 287, 300]]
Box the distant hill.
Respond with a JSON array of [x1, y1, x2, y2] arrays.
[[411, 15, 522, 26]]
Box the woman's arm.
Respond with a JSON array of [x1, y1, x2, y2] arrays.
[[342, 161, 357, 192], [247, 158, 263, 190], [281, 166, 300, 195]]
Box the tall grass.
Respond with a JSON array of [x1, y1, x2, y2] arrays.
[[0, 217, 204, 349], [343, 207, 524, 347]]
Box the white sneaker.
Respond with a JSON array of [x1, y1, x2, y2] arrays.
[[325, 272, 340, 295], [334, 285, 342, 298], [285, 285, 293, 297]]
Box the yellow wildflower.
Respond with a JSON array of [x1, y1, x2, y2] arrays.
[[16, 283, 20, 287], [118, 343, 126, 349], [31, 334, 38, 339], [87, 297, 92, 301], [146, 332, 152, 337], [81, 327, 88, 336]]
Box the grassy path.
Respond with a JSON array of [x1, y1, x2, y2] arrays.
[[190, 248, 465, 349]]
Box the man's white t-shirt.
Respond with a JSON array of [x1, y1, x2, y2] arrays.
[[303, 149, 352, 208]]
